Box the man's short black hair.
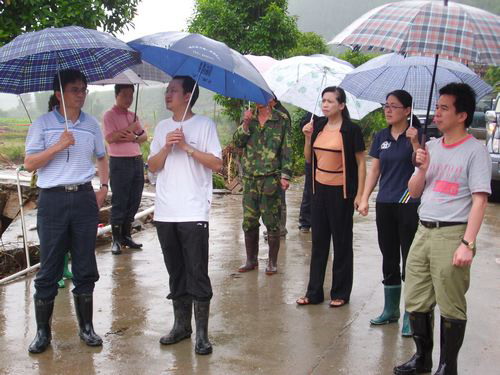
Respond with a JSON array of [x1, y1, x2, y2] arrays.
[[53, 69, 87, 92], [115, 84, 134, 97], [173, 75, 200, 107], [438, 83, 476, 128]]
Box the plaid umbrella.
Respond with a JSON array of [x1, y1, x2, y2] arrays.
[[330, 0, 500, 65], [0, 26, 141, 94], [339, 53, 492, 109], [128, 31, 274, 105], [329, 0, 500, 136]]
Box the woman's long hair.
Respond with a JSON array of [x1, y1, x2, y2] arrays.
[[385, 90, 421, 128], [321, 86, 351, 122]]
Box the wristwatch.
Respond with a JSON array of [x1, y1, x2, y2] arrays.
[[134, 134, 139, 142], [461, 238, 476, 250], [186, 147, 195, 157]]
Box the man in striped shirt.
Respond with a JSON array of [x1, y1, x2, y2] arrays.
[[24, 69, 109, 354]]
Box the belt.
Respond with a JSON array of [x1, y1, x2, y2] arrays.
[[420, 220, 466, 229], [42, 182, 93, 192], [110, 155, 142, 160]]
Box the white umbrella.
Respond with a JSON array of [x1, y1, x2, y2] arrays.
[[90, 61, 171, 85], [263, 55, 380, 120]]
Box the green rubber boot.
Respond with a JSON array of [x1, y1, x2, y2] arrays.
[[401, 311, 412, 337], [58, 254, 73, 289], [370, 285, 401, 325], [62, 254, 73, 279]]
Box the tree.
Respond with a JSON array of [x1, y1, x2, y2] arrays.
[[0, 0, 140, 46], [286, 32, 329, 57], [188, 0, 329, 123], [189, 0, 300, 59]]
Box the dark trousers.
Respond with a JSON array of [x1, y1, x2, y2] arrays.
[[306, 183, 354, 303], [35, 190, 99, 301], [298, 162, 312, 228], [109, 156, 144, 225], [375, 202, 419, 285], [155, 221, 212, 301]]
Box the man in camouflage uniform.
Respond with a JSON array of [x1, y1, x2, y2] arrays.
[[233, 99, 292, 275]]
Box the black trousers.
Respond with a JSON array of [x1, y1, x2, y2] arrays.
[[298, 162, 312, 228], [155, 221, 212, 301], [306, 183, 354, 303], [375, 202, 419, 285], [35, 189, 99, 300], [109, 156, 144, 225]]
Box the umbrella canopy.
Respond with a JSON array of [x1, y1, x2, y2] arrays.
[[263, 55, 380, 120], [90, 61, 171, 85], [0, 26, 141, 94], [128, 31, 274, 104], [339, 53, 492, 109], [329, 0, 500, 65], [244, 54, 278, 74]]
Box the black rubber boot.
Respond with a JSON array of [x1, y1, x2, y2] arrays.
[[194, 300, 212, 355], [238, 228, 259, 272], [160, 296, 193, 345], [111, 224, 122, 255], [265, 231, 280, 275], [433, 317, 466, 375], [121, 221, 142, 249], [73, 294, 103, 347], [28, 298, 54, 354], [394, 311, 434, 374]]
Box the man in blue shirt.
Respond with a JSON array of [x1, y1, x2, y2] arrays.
[[24, 69, 109, 354]]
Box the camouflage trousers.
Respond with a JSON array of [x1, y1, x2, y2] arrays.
[[242, 175, 282, 233]]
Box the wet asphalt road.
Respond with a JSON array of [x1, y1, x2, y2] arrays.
[[1, 180, 499, 374]]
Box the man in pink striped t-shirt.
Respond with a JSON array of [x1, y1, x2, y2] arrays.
[[102, 84, 148, 255]]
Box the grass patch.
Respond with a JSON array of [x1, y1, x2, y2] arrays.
[[0, 118, 30, 164]]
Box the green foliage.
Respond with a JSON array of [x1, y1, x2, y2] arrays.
[[287, 32, 329, 57], [484, 66, 500, 94], [355, 109, 386, 146], [189, 0, 299, 58], [338, 49, 377, 67], [0, 0, 139, 46], [212, 173, 226, 189], [140, 140, 150, 161], [290, 107, 308, 176]]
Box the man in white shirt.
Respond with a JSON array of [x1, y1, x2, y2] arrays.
[[394, 83, 491, 375], [148, 76, 222, 355]]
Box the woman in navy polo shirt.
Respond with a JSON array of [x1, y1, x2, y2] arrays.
[[358, 90, 421, 336]]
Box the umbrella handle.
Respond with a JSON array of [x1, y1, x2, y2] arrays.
[[18, 95, 33, 124], [56, 69, 70, 162], [179, 69, 202, 128], [133, 83, 139, 123]]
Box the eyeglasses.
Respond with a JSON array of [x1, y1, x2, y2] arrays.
[[383, 104, 405, 111], [65, 87, 89, 95]]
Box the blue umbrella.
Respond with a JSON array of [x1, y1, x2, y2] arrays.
[[339, 53, 492, 110], [0, 26, 141, 95], [128, 31, 274, 105]]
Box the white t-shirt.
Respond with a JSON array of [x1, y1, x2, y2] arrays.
[[149, 115, 222, 222], [418, 135, 491, 222]]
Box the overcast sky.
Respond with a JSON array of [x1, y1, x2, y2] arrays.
[[118, 0, 195, 42]]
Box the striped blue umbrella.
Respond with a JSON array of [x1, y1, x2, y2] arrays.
[[339, 53, 492, 110], [128, 31, 274, 104], [0, 26, 141, 94]]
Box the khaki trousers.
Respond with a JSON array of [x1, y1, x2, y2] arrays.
[[404, 223, 471, 320]]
